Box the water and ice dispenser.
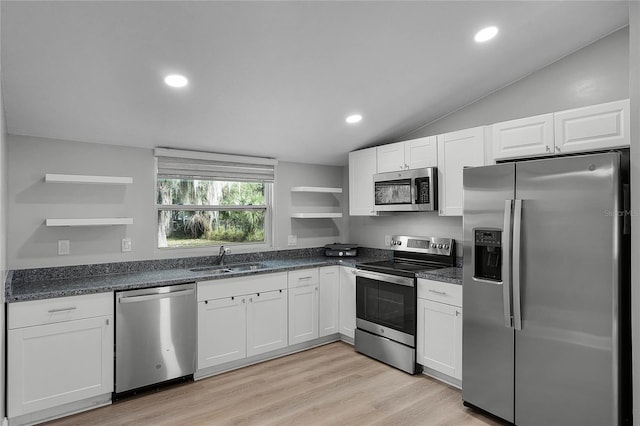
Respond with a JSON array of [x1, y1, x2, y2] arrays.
[[474, 229, 502, 281]]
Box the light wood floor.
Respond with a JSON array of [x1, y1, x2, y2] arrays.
[[46, 342, 506, 426]]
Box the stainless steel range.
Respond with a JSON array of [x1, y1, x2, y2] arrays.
[[355, 235, 455, 374]]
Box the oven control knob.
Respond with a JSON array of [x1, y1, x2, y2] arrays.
[[437, 244, 443, 249], [444, 244, 450, 250], [430, 243, 437, 248]]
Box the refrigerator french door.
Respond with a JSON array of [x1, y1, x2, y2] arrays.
[[462, 152, 630, 425]]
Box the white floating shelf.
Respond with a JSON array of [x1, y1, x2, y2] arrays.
[[290, 186, 342, 194], [290, 213, 343, 219], [46, 218, 134, 227], [45, 174, 133, 185]]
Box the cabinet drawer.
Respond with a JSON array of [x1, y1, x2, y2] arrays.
[[288, 268, 319, 288], [8, 292, 113, 329], [417, 279, 462, 307], [198, 272, 287, 301]]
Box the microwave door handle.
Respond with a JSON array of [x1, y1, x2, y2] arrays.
[[411, 181, 416, 204], [502, 200, 513, 328]]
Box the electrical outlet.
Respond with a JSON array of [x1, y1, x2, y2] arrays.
[[122, 238, 132, 252], [58, 240, 70, 255], [384, 235, 392, 246], [287, 235, 298, 246]]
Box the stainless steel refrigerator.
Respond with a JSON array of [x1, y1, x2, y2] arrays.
[[462, 151, 631, 425]]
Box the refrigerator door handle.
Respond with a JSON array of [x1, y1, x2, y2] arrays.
[[502, 200, 513, 328], [512, 199, 523, 330]]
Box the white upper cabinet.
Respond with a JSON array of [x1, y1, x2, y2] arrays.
[[491, 99, 630, 162], [376, 142, 405, 173], [554, 99, 630, 153], [405, 136, 438, 169], [437, 126, 485, 216], [492, 113, 554, 160], [348, 147, 378, 216], [377, 136, 437, 173]]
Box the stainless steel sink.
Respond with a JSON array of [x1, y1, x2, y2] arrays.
[[189, 263, 267, 274], [189, 266, 233, 274]]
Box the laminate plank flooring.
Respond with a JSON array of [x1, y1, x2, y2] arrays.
[[46, 342, 505, 426]]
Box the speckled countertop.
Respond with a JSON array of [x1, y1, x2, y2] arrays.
[[5, 247, 462, 302], [416, 267, 463, 285]]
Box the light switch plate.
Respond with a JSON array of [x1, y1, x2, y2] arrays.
[[58, 240, 70, 255], [287, 235, 297, 246], [384, 235, 392, 246], [122, 238, 132, 252]]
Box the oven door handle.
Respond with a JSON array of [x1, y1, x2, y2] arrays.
[[355, 270, 415, 287]]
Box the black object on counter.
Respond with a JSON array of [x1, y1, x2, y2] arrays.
[[324, 243, 358, 257]]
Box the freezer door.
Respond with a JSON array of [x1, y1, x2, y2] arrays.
[[462, 163, 515, 423], [514, 153, 620, 426]]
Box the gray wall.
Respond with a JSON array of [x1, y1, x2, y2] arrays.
[[1, 59, 7, 422], [275, 161, 345, 249], [348, 26, 629, 255], [7, 135, 345, 269], [404, 26, 629, 139]]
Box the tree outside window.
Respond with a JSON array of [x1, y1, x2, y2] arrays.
[[157, 178, 268, 249]]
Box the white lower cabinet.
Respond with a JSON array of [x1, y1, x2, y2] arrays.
[[246, 290, 288, 356], [197, 273, 288, 370], [339, 266, 356, 339], [288, 269, 319, 345], [319, 266, 340, 337], [197, 296, 247, 367], [416, 279, 463, 383], [7, 293, 114, 420]]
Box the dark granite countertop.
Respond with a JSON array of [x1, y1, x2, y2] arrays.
[[416, 267, 462, 285], [5, 254, 383, 303], [5, 247, 462, 302]]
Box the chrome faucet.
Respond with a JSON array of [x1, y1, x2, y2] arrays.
[[217, 246, 230, 265]]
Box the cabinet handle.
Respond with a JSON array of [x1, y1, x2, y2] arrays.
[[555, 145, 561, 152], [48, 307, 77, 313], [455, 311, 461, 316], [428, 289, 447, 296], [299, 276, 313, 281], [315, 286, 319, 291], [249, 297, 253, 303], [545, 145, 551, 152], [106, 318, 110, 326]]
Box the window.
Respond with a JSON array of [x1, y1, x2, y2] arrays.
[[155, 148, 277, 249]]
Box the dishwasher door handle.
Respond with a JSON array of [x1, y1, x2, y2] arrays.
[[118, 288, 195, 304]]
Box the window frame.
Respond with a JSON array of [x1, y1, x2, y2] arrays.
[[154, 156, 275, 252]]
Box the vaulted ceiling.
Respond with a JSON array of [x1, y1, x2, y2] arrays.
[[1, 1, 630, 165]]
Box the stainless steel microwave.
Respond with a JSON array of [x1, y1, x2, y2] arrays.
[[373, 167, 437, 212]]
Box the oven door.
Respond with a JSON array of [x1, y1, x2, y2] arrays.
[[355, 270, 416, 346]]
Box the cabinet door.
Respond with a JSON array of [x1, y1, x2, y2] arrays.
[[416, 298, 462, 380], [319, 266, 340, 337], [288, 285, 319, 345], [8, 315, 113, 417], [406, 136, 437, 169], [348, 148, 378, 216], [376, 142, 405, 173], [437, 126, 485, 216], [246, 290, 288, 357], [339, 267, 356, 340], [492, 113, 554, 160], [197, 297, 246, 369], [555, 99, 630, 153]]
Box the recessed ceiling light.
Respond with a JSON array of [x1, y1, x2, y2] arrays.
[[474, 26, 499, 43], [346, 114, 363, 124], [164, 74, 189, 88]]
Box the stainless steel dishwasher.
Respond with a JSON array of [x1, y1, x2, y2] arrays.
[[115, 283, 197, 395]]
